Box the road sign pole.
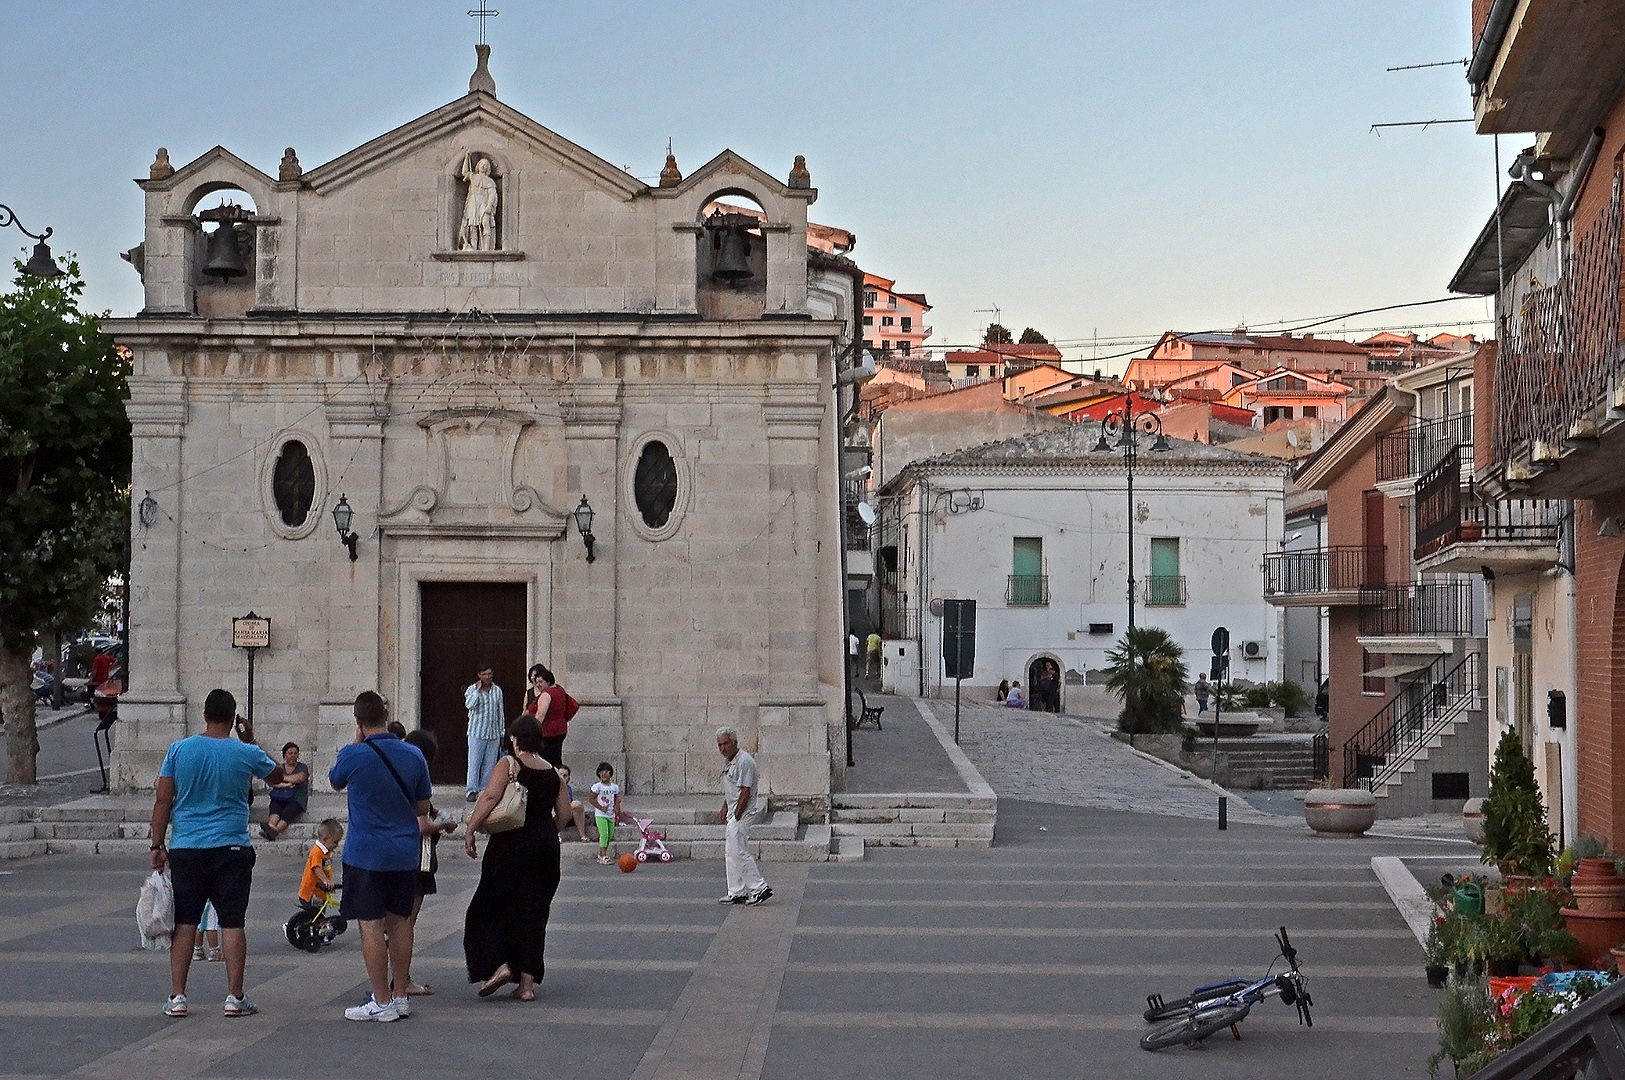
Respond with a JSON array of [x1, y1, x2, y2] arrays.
[[1210, 626, 1229, 824], [955, 676, 962, 744]]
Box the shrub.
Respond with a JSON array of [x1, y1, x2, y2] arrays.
[[1481, 729, 1555, 877], [1104, 627, 1189, 734]]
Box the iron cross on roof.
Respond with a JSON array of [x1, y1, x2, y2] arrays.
[[468, 1, 498, 43]]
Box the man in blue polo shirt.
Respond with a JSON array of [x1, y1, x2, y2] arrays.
[[149, 688, 283, 1019], [329, 691, 432, 1022]]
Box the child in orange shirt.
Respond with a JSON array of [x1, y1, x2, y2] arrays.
[[299, 819, 344, 909]]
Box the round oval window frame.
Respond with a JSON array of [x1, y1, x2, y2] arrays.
[[259, 431, 328, 541], [624, 431, 689, 543]]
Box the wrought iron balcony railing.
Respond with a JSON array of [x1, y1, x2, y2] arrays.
[[1007, 574, 1049, 606], [1358, 580, 1479, 637], [1376, 413, 1474, 484], [1264, 546, 1386, 596], [1143, 575, 1187, 606], [1493, 165, 1624, 470]]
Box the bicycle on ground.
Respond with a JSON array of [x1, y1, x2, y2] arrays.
[[1139, 926, 1313, 1051]]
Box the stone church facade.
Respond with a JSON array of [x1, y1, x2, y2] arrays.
[[109, 49, 856, 812]]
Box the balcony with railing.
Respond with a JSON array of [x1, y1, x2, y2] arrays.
[[1414, 450, 1565, 575], [1007, 574, 1049, 607], [1487, 165, 1625, 500], [1264, 546, 1385, 607], [1358, 580, 1481, 640], [1143, 575, 1187, 606], [1375, 413, 1473, 489]]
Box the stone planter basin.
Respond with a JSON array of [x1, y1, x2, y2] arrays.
[[1461, 797, 1486, 845], [1304, 789, 1377, 836], [1191, 720, 1261, 738]]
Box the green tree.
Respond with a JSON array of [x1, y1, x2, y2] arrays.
[[1480, 727, 1554, 877], [1103, 626, 1189, 734], [983, 323, 1013, 345], [1018, 327, 1048, 345], [0, 260, 131, 784]]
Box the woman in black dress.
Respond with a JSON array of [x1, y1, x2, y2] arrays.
[[462, 714, 572, 1001]]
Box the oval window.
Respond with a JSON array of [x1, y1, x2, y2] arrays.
[[633, 441, 678, 530], [271, 440, 316, 527]]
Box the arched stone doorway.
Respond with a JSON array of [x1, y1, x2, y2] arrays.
[[1027, 655, 1062, 713]]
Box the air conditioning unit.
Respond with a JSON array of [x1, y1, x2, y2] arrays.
[[1240, 640, 1266, 661]]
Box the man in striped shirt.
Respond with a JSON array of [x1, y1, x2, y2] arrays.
[[463, 665, 506, 802]]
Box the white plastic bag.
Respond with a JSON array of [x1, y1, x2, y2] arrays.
[[136, 869, 174, 950]]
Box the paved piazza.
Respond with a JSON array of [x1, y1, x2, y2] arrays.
[[0, 762, 1454, 1078]]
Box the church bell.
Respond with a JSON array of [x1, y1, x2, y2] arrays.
[[711, 224, 753, 283], [202, 222, 247, 282]]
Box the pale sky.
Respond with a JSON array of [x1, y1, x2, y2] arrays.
[[0, 2, 1499, 371]]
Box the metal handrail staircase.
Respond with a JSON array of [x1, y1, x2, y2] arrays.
[[1341, 653, 1482, 790]]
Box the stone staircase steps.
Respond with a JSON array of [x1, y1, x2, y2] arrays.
[[828, 793, 996, 849]]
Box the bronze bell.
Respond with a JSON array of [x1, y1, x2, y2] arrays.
[[711, 224, 753, 283], [202, 222, 246, 282]]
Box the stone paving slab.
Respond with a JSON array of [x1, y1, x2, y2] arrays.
[[844, 692, 969, 794]]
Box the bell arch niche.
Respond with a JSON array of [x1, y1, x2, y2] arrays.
[[259, 430, 328, 540], [190, 187, 259, 317], [696, 192, 768, 319], [624, 430, 690, 542], [436, 149, 523, 261]]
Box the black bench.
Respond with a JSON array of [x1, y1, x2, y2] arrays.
[[853, 688, 883, 731]]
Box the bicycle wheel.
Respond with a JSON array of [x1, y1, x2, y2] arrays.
[[1143, 981, 1250, 1022], [1140, 1004, 1250, 1051]]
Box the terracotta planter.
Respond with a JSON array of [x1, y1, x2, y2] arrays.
[[1571, 858, 1625, 912], [1461, 798, 1486, 844], [1560, 907, 1625, 968], [1304, 789, 1377, 836], [1458, 521, 1483, 542], [1611, 946, 1625, 971]]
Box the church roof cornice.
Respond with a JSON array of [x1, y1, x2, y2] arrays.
[[299, 92, 649, 200], [136, 145, 276, 193], [650, 149, 816, 206]]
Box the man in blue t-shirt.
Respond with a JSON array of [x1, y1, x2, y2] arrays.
[[149, 688, 283, 1020], [329, 690, 432, 1022]]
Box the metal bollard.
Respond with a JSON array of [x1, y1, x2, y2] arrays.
[[1219, 795, 1227, 830]]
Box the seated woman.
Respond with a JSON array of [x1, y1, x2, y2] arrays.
[[260, 742, 310, 840], [997, 679, 1010, 702], [1005, 681, 1028, 709]]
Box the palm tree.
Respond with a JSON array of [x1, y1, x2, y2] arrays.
[[1103, 627, 1190, 734]]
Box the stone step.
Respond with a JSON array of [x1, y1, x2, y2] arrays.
[[558, 823, 829, 864], [0, 823, 37, 842], [831, 834, 866, 863], [833, 793, 995, 811], [0, 840, 48, 859], [831, 821, 995, 847], [830, 806, 995, 825]]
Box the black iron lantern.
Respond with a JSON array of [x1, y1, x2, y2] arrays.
[[1, 205, 63, 278], [573, 494, 596, 563], [332, 494, 359, 561]]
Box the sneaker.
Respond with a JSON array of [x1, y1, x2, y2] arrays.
[[597, 854, 612, 865], [345, 997, 399, 1023], [223, 995, 256, 1017], [206, 948, 224, 962], [192, 945, 205, 961], [163, 994, 187, 1018], [746, 886, 773, 905], [391, 996, 411, 1018], [719, 893, 747, 904]]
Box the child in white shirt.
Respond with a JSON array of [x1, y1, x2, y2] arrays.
[[590, 762, 622, 865]]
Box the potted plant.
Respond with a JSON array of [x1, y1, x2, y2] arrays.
[[1424, 918, 1451, 988], [1481, 729, 1555, 884], [1304, 785, 1377, 836], [1568, 836, 1625, 912]]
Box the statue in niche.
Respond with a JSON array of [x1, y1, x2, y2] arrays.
[[458, 153, 500, 251]]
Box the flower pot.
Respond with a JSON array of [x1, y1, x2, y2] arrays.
[[1487, 959, 1523, 977], [1571, 858, 1625, 912], [1462, 798, 1486, 844], [1610, 946, 1625, 971], [1304, 789, 1377, 836], [1426, 964, 1449, 988], [1560, 907, 1625, 968], [1458, 521, 1483, 542]]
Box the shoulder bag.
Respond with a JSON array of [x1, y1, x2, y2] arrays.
[[478, 755, 528, 834]]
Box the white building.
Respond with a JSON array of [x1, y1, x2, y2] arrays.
[[106, 47, 858, 811], [873, 426, 1290, 703]]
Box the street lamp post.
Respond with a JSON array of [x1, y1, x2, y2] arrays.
[[0, 205, 64, 278], [1092, 392, 1170, 631]]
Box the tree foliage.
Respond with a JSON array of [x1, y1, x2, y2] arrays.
[[983, 323, 1013, 345], [1480, 727, 1555, 877], [1018, 327, 1048, 345], [1103, 626, 1189, 734], [0, 260, 131, 784]]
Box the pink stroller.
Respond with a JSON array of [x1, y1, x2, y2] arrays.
[[629, 815, 673, 863]]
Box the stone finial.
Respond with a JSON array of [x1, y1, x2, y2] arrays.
[[788, 154, 811, 189], [279, 148, 302, 181], [660, 148, 682, 188], [150, 148, 174, 181], [470, 43, 497, 96]]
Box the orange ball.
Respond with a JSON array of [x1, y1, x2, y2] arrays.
[[618, 852, 638, 873]]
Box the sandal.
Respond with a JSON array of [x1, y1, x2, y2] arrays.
[[510, 987, 535, 1002], [405, 982, 434, 996], [478, 965, 512, 997]]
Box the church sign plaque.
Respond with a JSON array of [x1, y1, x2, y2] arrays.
[[232, 615, 270, 650]]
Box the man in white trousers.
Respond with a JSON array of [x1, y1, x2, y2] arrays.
[[716, 727, 771, 906]]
